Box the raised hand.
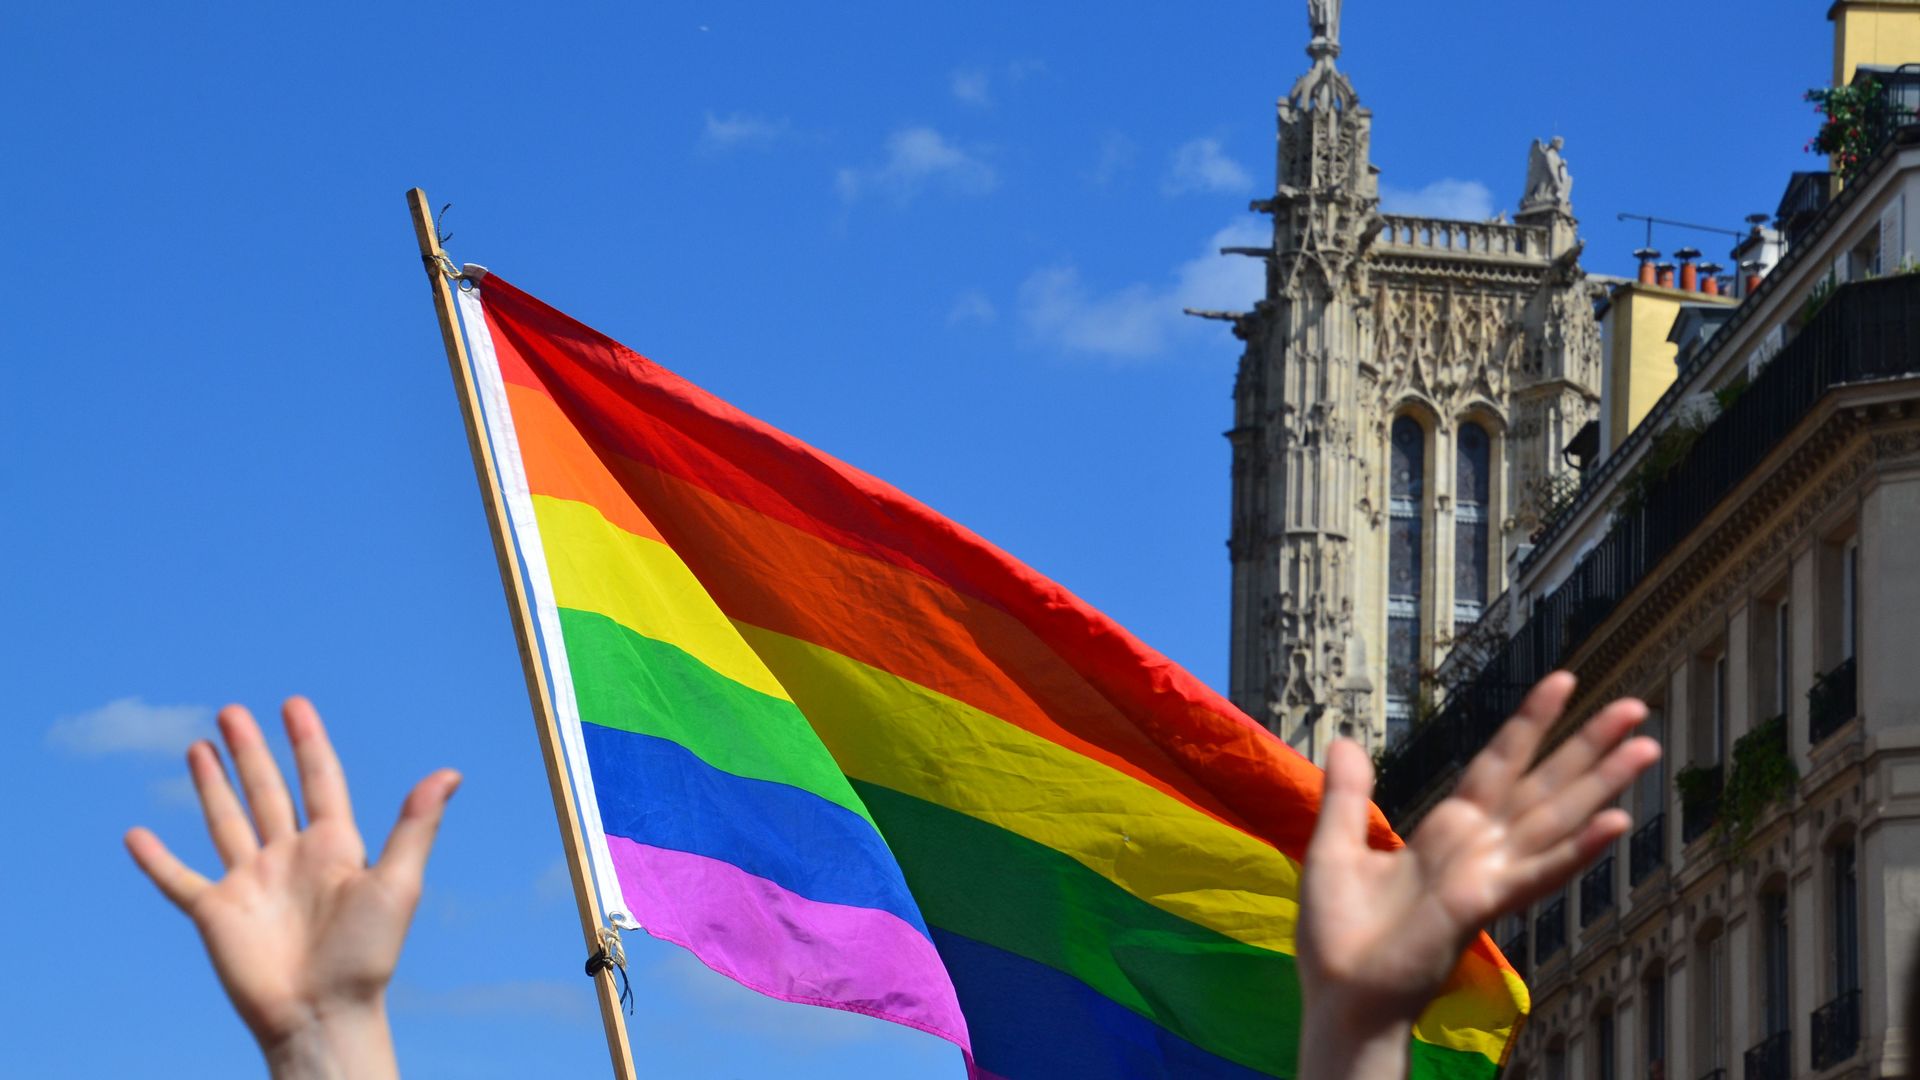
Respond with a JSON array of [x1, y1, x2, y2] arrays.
[[125, 699, 459, 1080], [1296, 673, 1659, 1079]]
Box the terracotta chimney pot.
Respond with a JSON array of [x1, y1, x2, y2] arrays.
[[1675, 247, 1702, 292], [1634, 248, 1660, 285]]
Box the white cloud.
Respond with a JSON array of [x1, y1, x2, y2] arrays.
[[835, 127, 996, 204], [1089, 132, 1137, 186], [1378, 178, 1496, 220], [950, 68, 991, 106], [946, 290, 997, 327], [534, 857, 572, 905], [46, 697, 213, 756], [1019, 219, 1267, 361], [645, 946, 882, 1045], [149, 774, 199, 807], [391, 980, 595, 1026], [700, 111, 792, 150], [1164, 138, 1252, 196]]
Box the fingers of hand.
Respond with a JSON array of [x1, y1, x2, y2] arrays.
[[1507, 808, 1634, 910], [1504, 696, 1649, 818], [190, 739, 259, 867], [1453, 671, 1576, 810], [218, 705, 299, 844], [1308, 739, 1375, 864], [284, 696, 354, 826], [1509, 735, 1661, 857], [125, 827, 211, 910], [374, 769, 461, 898]]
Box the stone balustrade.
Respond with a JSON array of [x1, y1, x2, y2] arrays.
[[1376, 214, 1545, 259]]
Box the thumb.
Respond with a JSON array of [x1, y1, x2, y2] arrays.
[[1308, 738, 1376, 863], [373, 769, 461, 897]]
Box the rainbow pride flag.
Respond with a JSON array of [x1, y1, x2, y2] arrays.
[[452, 272, 1526, 1078]]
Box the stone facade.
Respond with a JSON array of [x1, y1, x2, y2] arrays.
[[1210, 7, 1602, 758], [1406, 93, 1920, 1080]]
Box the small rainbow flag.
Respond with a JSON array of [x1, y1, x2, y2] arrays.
[[453, 273, 1525, 1078]]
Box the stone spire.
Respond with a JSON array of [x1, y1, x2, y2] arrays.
[[1225, 3, 1378, 752]]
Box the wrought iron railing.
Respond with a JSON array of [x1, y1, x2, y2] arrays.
[[1629, 812, 1665, 886], [1743, 1030, 1790, 1080], [1535, 896, 1567, 962], [1376, 273, 1920, 823], [1681, 767, 1724, 846], [1499, 930, 1528, 981], [1812, 988, 1862, 1070], [1579, 854, 1616, 927], [1809, 656, 1859, 745]]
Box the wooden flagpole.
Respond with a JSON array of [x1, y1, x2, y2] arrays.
[[406, 188, 640, 1080]]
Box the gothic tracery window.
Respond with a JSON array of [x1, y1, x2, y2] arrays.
[[1387, 415, 1424, 743], [1454, 420, 1491, 636]]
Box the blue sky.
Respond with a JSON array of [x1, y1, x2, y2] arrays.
[[4, 2, 1830, 1076]]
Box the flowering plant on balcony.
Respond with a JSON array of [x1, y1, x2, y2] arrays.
[[1807, 78, 1915, 179]]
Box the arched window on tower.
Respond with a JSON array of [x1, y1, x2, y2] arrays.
[[1387, 415, 1424, 745], [1455, 420, 1491, 637]]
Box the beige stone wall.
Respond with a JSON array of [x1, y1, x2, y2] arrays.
[[1503, 420, 1920, 1080]]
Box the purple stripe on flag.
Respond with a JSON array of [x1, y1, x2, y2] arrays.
[[606, 834, 972, 1052]]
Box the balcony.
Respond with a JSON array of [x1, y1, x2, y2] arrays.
[[1743, 1030, 1790, 1080], [1809, 656, 1858, 745], [1777, 171, 1831, 249], [1376, 273, 1920, 824], [1680, 767, 1724, 846], [1629, 812, 1665, 886], [1499, 929, 1528, 981], [1812, 989, 1862, 1070], [1579, 854, 1616, 927], [1534, 896, 1568, 963]]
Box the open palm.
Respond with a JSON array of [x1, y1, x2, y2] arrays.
[[125, 699, 458, 1077], [1298, 673, 1659, 1035]]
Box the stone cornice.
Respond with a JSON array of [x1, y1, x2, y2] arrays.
[[1366, 254, 1548, 287]]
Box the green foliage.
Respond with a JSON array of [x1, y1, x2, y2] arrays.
[[1527, 469, 1584, 537], [1796, 273, 1838, 329], [1711, 378, 1750, 414], [1718, 713, 1798, 851], [1613, 417, 1708, 518], [1807, 79, 1893, 178], [1674, 762, 1720, 811]]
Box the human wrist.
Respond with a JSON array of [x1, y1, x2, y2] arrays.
[[261, 999, 398, 1080], [1298, 991, 1414, 1080]]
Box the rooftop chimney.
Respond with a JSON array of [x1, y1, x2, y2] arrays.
[[1699, 261, 1724, 296], [1634, 247, 1660, 285], [1656, 262, 1676, 288], [1675, 247, 1702, 292]]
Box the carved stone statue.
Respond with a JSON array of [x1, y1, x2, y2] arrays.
[[1522, 136, 1573, 211], [1307, 0, 1341, 48]]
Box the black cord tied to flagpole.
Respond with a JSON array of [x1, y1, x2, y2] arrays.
[[584, 926, 633, 1015]]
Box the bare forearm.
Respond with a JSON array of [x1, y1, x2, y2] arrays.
[[1297, 1000, 1411, 1080], [262, 1002, 399, 1080]]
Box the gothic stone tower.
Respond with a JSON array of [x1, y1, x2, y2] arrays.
[[1214, 5, 1601, 761]]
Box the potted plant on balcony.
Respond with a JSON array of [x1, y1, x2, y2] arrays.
[[1720, 713, 1798, 851], [1808, 78, 1890, 179]]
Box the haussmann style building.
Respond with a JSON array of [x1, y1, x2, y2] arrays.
[[1348, 3, 1920, 1078]]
